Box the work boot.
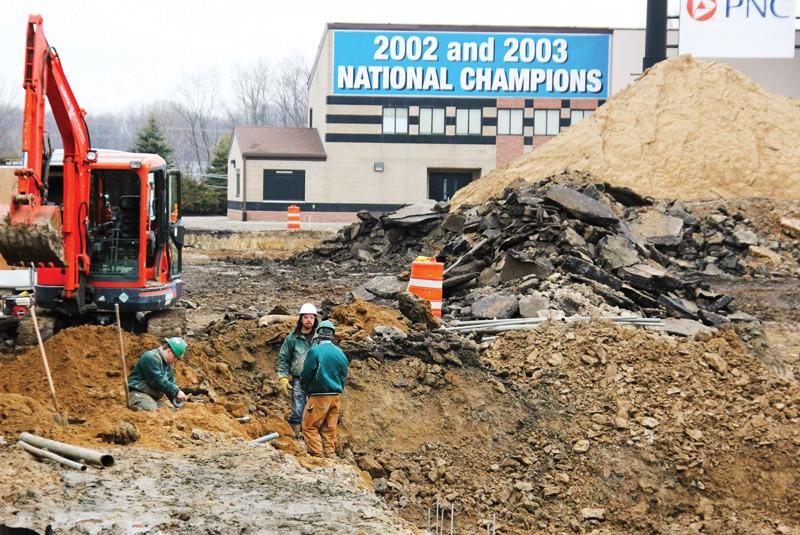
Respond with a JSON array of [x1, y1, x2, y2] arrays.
[[291, 423, 302, 438]]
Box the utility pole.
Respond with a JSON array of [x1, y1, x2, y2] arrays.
[[643, 0, 668, 70]]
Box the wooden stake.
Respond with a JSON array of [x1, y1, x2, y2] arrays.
[[30, 305, 61, 417], [115, 304, 130, 407]]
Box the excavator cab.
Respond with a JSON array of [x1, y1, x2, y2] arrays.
[[33, 149, 184, 318]]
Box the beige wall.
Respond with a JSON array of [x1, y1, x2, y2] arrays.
[[228, 136, 495, 206], [308, 30, 333, 137], [243, 159, 326, 203], [321, 142, 494, 203], [610, 29, 646, 95]]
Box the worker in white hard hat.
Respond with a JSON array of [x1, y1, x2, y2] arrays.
[[277, 303, 319, 437]]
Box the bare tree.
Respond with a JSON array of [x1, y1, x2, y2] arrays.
[[230, 58, 274, 126], [273, 55, 310, 127], [171, 72, 221, 173]]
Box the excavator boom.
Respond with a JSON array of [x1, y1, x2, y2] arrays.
[[0, 15, 92, 299]]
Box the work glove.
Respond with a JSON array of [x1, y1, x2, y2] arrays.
[[278, 377, 290, 397]]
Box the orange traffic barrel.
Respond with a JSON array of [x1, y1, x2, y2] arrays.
[[287, 205, 301, 230], [407, 256, 444, 317]]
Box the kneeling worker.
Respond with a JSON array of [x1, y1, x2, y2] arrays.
[[300, 320, 349, 458], [128, 337, 188, 411]]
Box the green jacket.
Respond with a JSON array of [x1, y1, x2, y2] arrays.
[[277, 329, 318, 378], [299, 341, 349, 396], [128, 348, 179, 400]]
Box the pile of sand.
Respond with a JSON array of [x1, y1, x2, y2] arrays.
[[0, 325, 274, 450], [452, 56, 800, 208]]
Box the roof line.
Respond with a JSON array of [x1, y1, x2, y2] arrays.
[[325, 22, 613, 33]]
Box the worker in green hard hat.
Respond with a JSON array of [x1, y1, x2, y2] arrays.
[[127, 337, 188, 411], [300, 320, 349, 458]]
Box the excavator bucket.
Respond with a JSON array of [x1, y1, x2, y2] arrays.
[[0, 204, 64, 267]]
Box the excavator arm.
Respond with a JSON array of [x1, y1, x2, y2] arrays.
[[0, 14, 92, 300]]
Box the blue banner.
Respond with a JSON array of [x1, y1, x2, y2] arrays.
[[332, 30, 610, 99]]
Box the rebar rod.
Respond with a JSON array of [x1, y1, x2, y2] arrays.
[[450, 503, 454, 535], [19, 432, 114, 467], [18, 440, 87, 471], [436, 497, 440, 535]]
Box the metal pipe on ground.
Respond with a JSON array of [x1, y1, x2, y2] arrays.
[[252, 432, 279, 444], [444, 316, 664, 333], [448, 315, 660, 327], [19, 432, 114, 467], [449, 319, 664, 335], [443, 320, 547, 331], [18, 440, 87, 471], [492, 321, 660, 334]]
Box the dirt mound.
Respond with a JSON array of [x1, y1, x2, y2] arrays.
[[340, 321, 799, 533], [0, 325, 161, 417], [0, 324, 291, 450], [452, 56, 800, 208], [0, 300, 416, 451], [332, 299, 410, 340]]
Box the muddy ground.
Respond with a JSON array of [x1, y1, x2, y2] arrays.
[[1, 444, 411, 534], [1, 223, 799, 534]]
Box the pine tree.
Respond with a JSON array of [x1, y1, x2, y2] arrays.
[[206, 132, 231, 176], [131, 114, 173, 164]]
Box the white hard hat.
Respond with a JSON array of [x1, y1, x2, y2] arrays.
[[299, 303, 318, 316]]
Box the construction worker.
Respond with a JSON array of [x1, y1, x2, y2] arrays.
[[277, 303, 319, 436], [300, 320, 349, 458], [127, 337, 188, 411]]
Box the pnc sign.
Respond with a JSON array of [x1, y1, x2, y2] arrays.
[[679, 0, 796, 57]]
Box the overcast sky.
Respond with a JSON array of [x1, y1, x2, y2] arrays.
[[1, 0, 796, 114]]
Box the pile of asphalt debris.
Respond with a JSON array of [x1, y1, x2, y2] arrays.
[[297, 172, 795, 331]]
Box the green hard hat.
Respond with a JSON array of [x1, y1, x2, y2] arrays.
[[164, 337, 187, 358], [316, 320, 335, 336]]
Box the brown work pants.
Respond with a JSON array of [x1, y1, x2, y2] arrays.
[[301, 394, 340, 457]]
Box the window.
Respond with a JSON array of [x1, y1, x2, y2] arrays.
[[87, 170, 141, 280], [497, 109, 523, 135], [534, 109, 560, 136], [235, 169, 241, 198], [570, 109, 594, 126], [382, 107, 408, 134], [456, 108, 482, 135], [263, 169, 305, 201], [419, 108, 445, 135]]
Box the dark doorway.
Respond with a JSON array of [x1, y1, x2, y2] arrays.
[[428, 170, 476, 202]]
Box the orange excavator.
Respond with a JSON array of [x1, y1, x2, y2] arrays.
[[0, 15, 185, 338]]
